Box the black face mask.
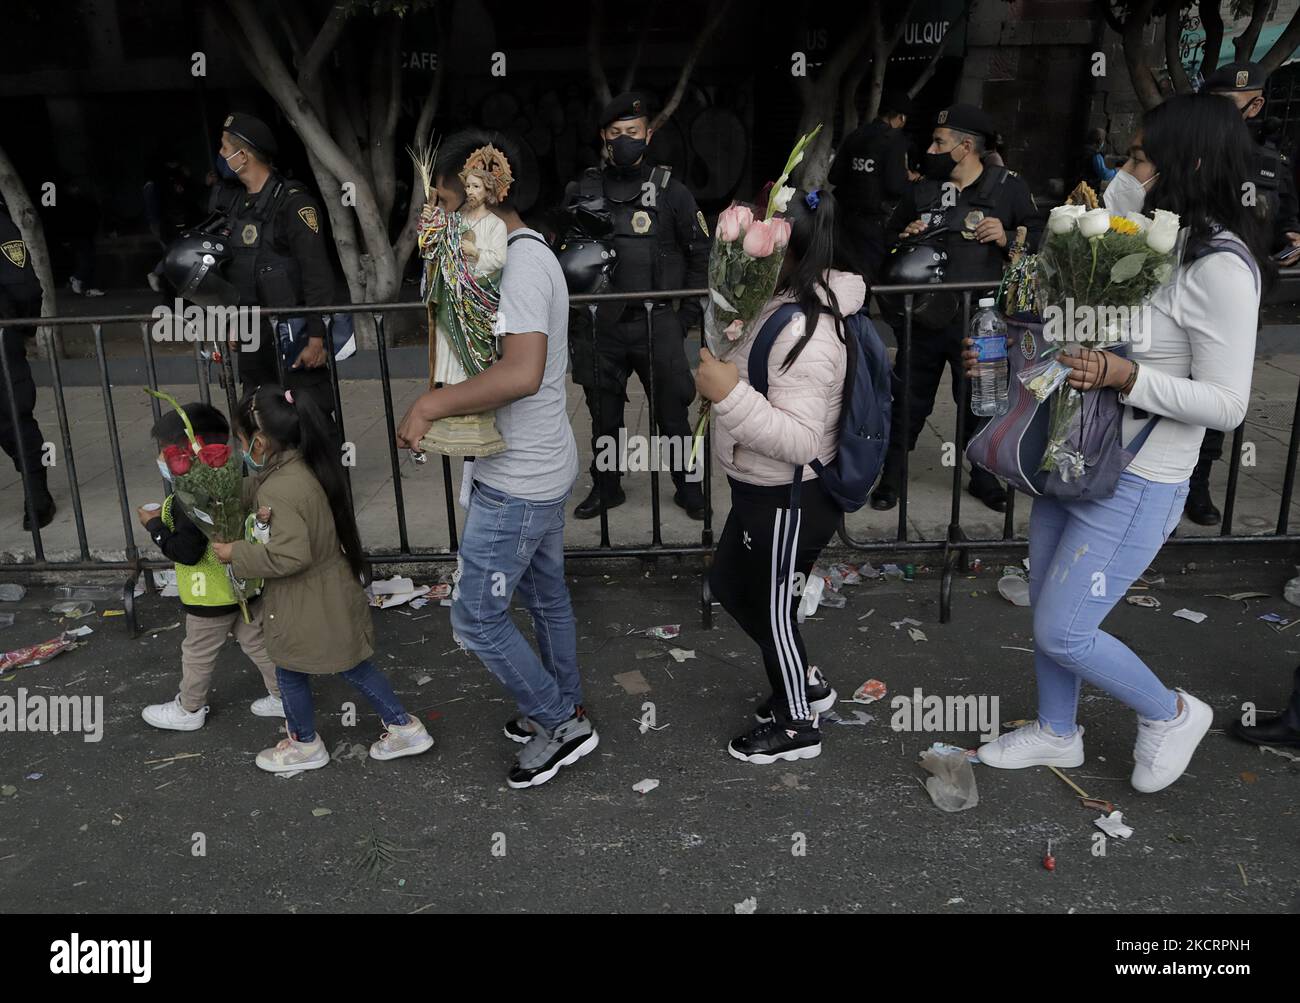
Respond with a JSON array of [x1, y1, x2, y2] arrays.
[[921, 150, 956, 181], [1245, 114, 1264, 140], [607, 135, 647, 168]]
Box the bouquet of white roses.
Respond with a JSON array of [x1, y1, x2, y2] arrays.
[[1020, 198, 1184, 481]]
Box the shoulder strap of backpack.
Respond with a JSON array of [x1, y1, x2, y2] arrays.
[[508, 231, 553, 254], [746, 303, 802, 397], [1189, 231, 1261, 294]]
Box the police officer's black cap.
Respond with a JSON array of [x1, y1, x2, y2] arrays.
[[879, 90, 914, 118], [1204, 61, 1268, 93], [599, 92, 654, 129], [936, 103, 996, 141], [221, 113, 278, 159]]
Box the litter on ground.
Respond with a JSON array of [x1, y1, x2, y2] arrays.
[[632, 778, 659, 794], [851, 679, 887, 704], [1173, 608, 1207, 624], [734, 897, 758, 914], [667, 648, 696, 663], [919, 747, 979, 812], [614, 670, 651, 695], [1094, 811, 1134, 839]]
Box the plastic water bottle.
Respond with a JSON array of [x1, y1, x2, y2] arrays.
[[970, 297, 1009, 417]]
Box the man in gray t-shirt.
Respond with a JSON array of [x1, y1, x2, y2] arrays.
[[395, 137, 595, 788], [472, 228, 579, 500]]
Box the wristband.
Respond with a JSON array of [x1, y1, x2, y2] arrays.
[[1120, 360, 1139, 396]]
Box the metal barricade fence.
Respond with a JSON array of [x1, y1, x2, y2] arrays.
[[2, 276, 1297, 636]]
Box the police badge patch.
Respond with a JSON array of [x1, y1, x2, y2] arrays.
[[297, 206, 320, 233], [632, 210, 652, 234], [1021, 329, 1036, 360], [937, 109, 948, 124], [1, 240, 27, 269], [1236, 70, 1249, 88], [696, 211, 709, 237], [241, 224, 258, 245], [224, 114, 234, 127]]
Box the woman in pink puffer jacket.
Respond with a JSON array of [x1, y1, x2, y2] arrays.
[[696, 188, 866, 765]]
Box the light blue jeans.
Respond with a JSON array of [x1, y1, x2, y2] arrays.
[[1029, 471, 1187, 735], [450, 480, 581, 730]]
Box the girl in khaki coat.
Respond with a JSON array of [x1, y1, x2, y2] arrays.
[[213, 386, 433, 773]]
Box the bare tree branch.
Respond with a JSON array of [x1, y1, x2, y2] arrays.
[[621, 1, 660, 92], [1233, 0, 1269, 62], [1165, 7, 1192, 93], [370, 16, 403, 224], [588, 0, 612, 108], [299, 1, 351, 93], [1119, 0, 1162, 109], [909, 0, 966, 99], [1260, 8, 1300, 75], [396, 2, 450, 275], [1197, 0, 1224, 79], [649, 0, 732, 131]]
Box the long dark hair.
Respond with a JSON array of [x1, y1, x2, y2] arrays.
[[775, 188, 853, 371], [1141, 93, 1273, 280], [237, 386, 366, 580]]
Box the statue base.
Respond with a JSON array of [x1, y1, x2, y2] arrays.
[[418, 410, 507, 458]]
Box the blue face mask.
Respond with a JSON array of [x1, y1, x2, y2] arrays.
[[216, 149, 239, 180], [157, 458, 172, 482], [243, 448, 264, 473]]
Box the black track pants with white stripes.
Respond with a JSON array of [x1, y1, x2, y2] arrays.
[[709, 477, 841, 722]]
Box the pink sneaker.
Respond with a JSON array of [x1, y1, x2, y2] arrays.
[[256, 734, 329, 773]]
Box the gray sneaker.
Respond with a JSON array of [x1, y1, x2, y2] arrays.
[[507, 710, 599, 789]]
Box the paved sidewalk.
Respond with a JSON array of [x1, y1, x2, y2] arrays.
[[0, 556, 1296, 913]]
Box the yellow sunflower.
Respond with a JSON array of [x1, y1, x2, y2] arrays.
[[1108, 215, 1141, 235]]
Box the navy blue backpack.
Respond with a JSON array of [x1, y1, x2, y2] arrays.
[[748, 302, 893, 515]]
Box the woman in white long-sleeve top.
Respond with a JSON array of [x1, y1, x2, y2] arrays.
[[971, 94, 1269, 793]]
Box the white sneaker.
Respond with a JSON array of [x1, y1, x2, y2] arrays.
[[250, 695, 284, 718], [142, 696, 208, 731], [1131, 689, 1212, 794], [256, 734, 329, 773], [84, 287, 105, 297], [370, 717, 435, 761], [977, 721, 1085, 769], [69, 277, 83, 295]]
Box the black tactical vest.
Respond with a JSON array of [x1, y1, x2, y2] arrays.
[[912, 165, 1014, 283], [0, 205, 42, 317], [222, 175, 303, 310], [580, 163, 676, 294]]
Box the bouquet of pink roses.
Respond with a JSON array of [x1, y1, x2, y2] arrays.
[[689, 126, 822, 471]]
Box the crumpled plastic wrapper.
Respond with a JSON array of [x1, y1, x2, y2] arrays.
[[919, 748, 980, 812]]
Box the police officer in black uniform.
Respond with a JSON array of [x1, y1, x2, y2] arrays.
[[828, 89, 913, 281], [0, 198, 54, 529], [871, 104, 1044, 513], [564, 92, 709, 520], [1188, 62, 1300, 525], [209, 113, 337, 415]]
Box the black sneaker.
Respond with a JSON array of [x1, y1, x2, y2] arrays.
[[754, 667, 837, 723], [504, 704, 585, 744], [728, 718, 821, 764], [507, 709, 599, 788]]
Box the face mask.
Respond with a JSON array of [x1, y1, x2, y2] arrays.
[[1102, 169, 1155, 215], [607, 135, 647, 168], [219, 149, 244, 178], [157, 458, 172, 482], [242, 443, 264, 473], [921, 149, 959, 181]]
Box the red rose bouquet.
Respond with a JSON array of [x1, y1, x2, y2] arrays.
[[145, 388, 250, 621]]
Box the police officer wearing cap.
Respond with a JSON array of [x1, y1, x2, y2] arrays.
[[563, 91, 709, 521], [209, 113, 337, 414], [871, 103, 1044, 513], [828, 89, 913, 281], [1184, 62, 1300, 525], [0, 198, 55, 530]]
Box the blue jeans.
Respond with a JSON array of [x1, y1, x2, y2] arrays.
[[276, 659, 409, 743], [1029, 471, 1187, 735], [450, 480, 581, 730]]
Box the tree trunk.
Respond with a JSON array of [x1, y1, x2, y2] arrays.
[[0, 142, 57, 352], [1164, 9, 1192, 94], [1121, 0, 1163, 110], [907, 0, 963, 100], [649, 0, 732, 131], [1197, 0, 1224, 79], [588, 0, 612, 110], [793, 8, 877, 188], [1260, 10, 1300, 75], [1234, 0, 1269, 62]]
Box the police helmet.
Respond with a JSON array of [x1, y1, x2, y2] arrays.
[[161, 230, 239, 306], [877, 237, 958, 331], [557, 238, 618, 295]]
